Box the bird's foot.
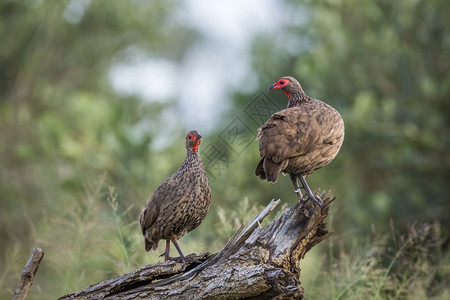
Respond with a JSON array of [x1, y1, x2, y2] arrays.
[[159, 252, 178, 262], [167, 256, 184, 263], [164, 255, 201, 265], [308, 193, 323, 207], [293, 188, 304, 203], [297, 175, 322, 207], [291, 174, 304, 203], [182, 255, 202, 264]]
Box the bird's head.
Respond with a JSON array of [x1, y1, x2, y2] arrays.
[[186, 130, 203, 152], [267, 76, 303, 99]]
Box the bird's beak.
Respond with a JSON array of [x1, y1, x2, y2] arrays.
[[267, 83, 276, 92], [196, 133, 203, 139]]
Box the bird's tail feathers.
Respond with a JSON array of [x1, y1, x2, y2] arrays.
[[263, 158, 286, 182], [144, 238, 158, 252], [255, 158, 266, 180]]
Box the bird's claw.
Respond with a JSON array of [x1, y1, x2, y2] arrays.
[[169, 255, 201, 265], [309, 194, 323, 207], [159, 252, 178, 261]]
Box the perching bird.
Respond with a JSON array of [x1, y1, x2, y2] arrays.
[[255, 76, 344, 206], [140, 130, 211, 263]]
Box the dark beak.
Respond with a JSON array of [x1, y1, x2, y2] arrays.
[[196, 133, 203, 139], [267, 83, 275, 92]]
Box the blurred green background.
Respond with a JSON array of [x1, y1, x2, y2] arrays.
[[1, 0, 449, 299]]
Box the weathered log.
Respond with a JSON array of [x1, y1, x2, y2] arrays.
[[60, 191, 335, 300], [13, 247, 44, 300]]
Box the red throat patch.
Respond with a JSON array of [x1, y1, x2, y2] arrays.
[[192, 139, 201, 152], [282, 90, 290, 99]]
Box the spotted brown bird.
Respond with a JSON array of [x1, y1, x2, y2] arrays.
[[140, 130, 211, 262], [255, 76, 345, 206]]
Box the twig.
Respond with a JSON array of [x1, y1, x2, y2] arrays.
[[13, 247, 44, 300]]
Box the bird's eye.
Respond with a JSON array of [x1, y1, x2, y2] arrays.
[[279, 80, 285, 85]]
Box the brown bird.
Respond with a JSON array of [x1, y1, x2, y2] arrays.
[[255, 76, 345, 206], [140, 130, 211, 263]]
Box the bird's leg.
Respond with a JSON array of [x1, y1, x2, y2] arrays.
[[171, 238, 200, 264], [290, 174, 304, 202], [171, 238, 187, 264], [159, 240, 172, 261], [298, 175, 322, 207], [160, 239, 188, 263], [164, 239, 171, 261]]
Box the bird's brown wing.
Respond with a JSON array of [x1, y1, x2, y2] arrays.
[[139, 176, 178, 235], [257, 106, 341, 163]]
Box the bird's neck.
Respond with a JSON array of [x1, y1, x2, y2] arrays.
[[185, 148, 200, 162], [287, 90, 309, 108], [182, 149, 203, 173]]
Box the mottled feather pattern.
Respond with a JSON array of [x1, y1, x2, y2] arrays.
[[256, 78, 345, 182], [140, 147, 210, 252]]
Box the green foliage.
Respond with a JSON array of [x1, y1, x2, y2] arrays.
[[0, 176, 147, 298], [0, 0, 449, 298], [236, 0, 450, 231], [0, 0, 189, 246], [302, 221, 449, 299], [0, 1, 193, 297]]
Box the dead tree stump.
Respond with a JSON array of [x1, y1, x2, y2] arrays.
[[60, 191, 335, 299]]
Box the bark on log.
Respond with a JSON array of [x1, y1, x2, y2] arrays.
[[60, 191, 335, 300], [13, 247, 44, 300]]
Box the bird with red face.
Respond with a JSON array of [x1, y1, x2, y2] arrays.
[[140, 130, 210, 263], [255, 76, 345, 206]]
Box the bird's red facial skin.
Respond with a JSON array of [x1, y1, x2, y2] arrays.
[[268, 78, 290, 94], [276, 78, 289, 88], [192, 138, 201, 152], [282, 90, 290, 99]]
